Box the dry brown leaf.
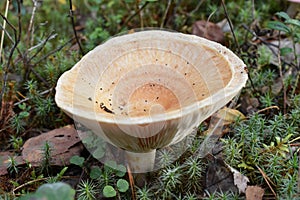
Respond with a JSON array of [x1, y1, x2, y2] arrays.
[[246, 185, 265, 200], [228, 165, 249, 194], [192, 20, 225, 44], [22, 125, 83, 166], [214, 107, 246, 125]]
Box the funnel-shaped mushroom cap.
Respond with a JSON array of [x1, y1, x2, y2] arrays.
[[55, 30, 247, 155]]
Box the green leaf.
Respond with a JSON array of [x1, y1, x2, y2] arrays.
[[286, 19, 300, 27], [103, 185, 116, 198], [115, 164, 127, 177], [117, 179, 129, 193], [18, 103, 26, 110], [280, 47, 293, 56], [104, 160, 117, 171], [267, 21, 290, 33], [18, 182, 76, 200], [92, 147, 105, 159], [90, 166, 102, 179], [70, 155, 85, 167], [82, 135, 94, 146], [238, 162, 254, 170], [19, 111, 30, 118], [275, 12, 290, 20], [283, 134, 293, 143], [56, 167, 68, 180], [36, 182, 75, 200]]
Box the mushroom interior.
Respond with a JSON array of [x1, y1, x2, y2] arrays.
[[66, 31, 234, 122], [63, 31, 234, 123]]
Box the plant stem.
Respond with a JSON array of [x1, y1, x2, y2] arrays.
[[221, 0, 241, 54], [68, 0, 84, 56], [0, 0, 10, 64], [125, 150, 156, 173], [160, 0, 172, 28], [0, 0, 21, 112]]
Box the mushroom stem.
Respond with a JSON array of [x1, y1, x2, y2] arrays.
[[125, 150, 156, 173]]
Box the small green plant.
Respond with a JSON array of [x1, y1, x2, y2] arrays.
[[47, 167, 68, 183], [98, 161, 129, 198], [9, 103, 30, 134], [9, 135, 23, 152], [182, 157, 204, 192], [158, 163, 183, 199], [136, 185, 154, 200], [39, 141, 52, 175], [7, 156, 19, 175], [222, 110, 299, 198], [77, 180, 99, 200]]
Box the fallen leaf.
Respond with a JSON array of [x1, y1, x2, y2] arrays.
[[192, 20, 225, 44], [213, 107, 246, 125], [205, 157, 238, 194], [228, 165, 250, 194], [246, 185, 265, 200], [22, 125, 83, 166]]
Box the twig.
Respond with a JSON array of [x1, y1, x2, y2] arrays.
[[160, 0, 172, 28], [0, 0, 21, 112], [292, 71, 300, 96], [0, 22, 23, 58], [30, 67, 50, 87], [32, 37, 73, 66], [190, 0, 205, 15], [122, 1, 149, 30], [136, 0, 144, 28], [241, 24, 291, 65], [0, 23, 14, 44], [256, 165, 277, 197], [221, 0, 241, 54], [14, 88, 53, 106], [28, 32, 57, 62], [68, 0, 84, 56], [28, 33, 57, 52], [256, 106, 280, 114], [127, 164, 136, 200], [27, 0, 39, 47], [251, 0, 255, 20], [277, 36, 287, 114], [298, 151, 300, 195], [0, 0, 10, 64]]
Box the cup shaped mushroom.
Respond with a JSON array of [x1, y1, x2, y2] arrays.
[[55, 30, 248, 173]]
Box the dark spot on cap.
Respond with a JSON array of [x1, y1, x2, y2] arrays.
[[88, 97, 92, 101]]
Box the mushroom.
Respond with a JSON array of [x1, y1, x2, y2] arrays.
[[55, 30, 248, 173]]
